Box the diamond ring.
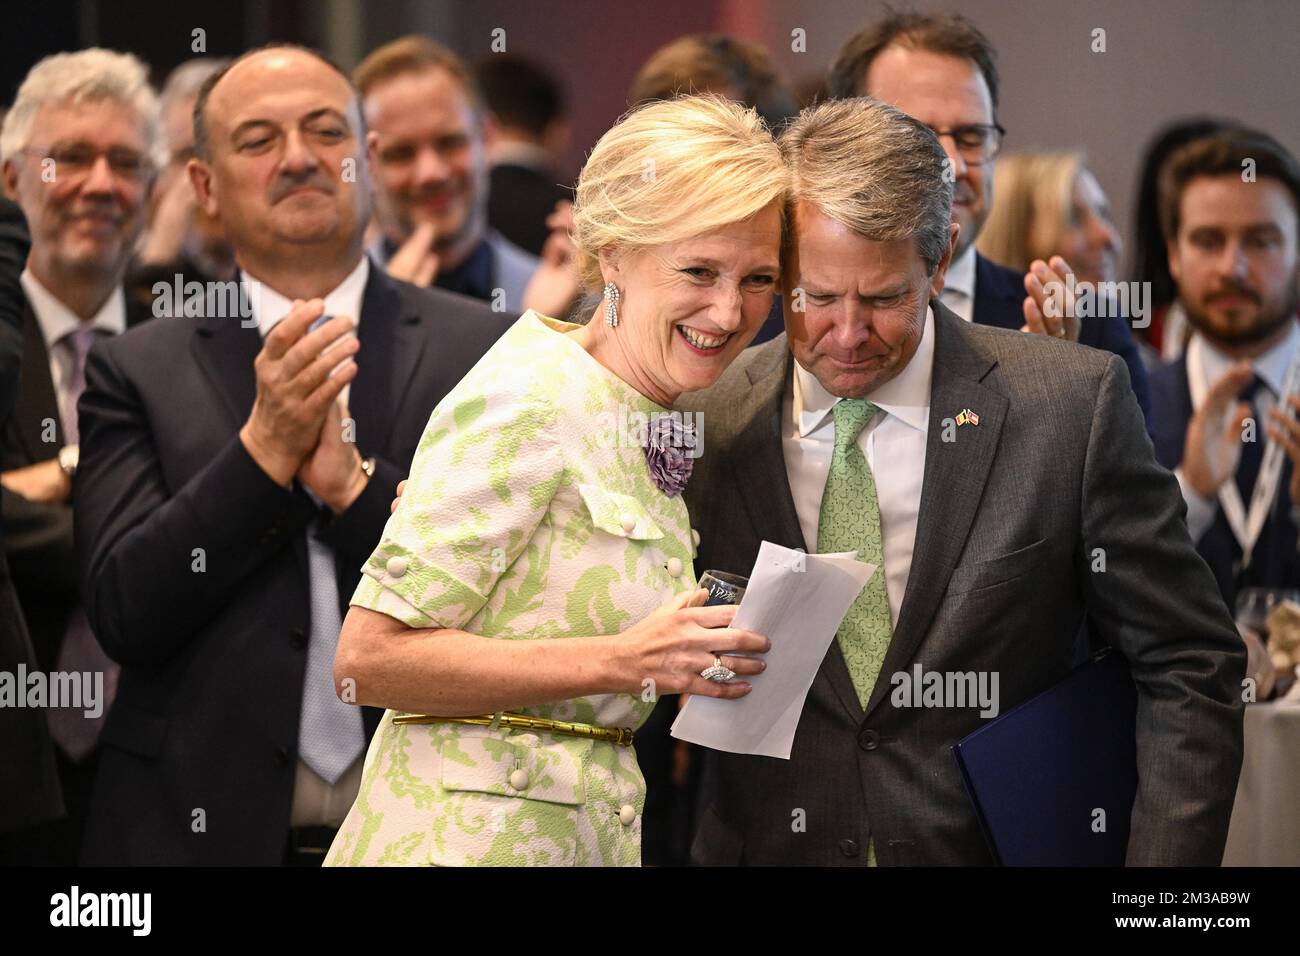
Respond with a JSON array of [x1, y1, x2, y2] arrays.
[[700, 656, 736, 682]]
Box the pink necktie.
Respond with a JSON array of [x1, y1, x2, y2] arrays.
[[60, 325, 98, 444], [47, 324, 118, 762]]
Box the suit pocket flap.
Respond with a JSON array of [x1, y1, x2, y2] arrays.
[[577, 483, 663, 540], [98, 704, 168, 758], [439, 731, 588, 806], [946, 537, 1050, 595]]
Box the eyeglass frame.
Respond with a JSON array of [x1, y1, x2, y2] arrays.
[[16, 142, 156, 184], [927, 122, 1007, 165]]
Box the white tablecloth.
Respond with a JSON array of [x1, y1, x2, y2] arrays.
[[1222, 699, 1300, 866]]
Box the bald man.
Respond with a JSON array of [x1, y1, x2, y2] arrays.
[[74, 45, 513, 865]]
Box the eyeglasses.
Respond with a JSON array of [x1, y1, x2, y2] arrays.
[[20, 143, 154, 183], [929, 123, 1006, 165]]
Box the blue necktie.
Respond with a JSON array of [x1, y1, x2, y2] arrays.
[[297, 511, 365, 783], [1236, 375, 1268, 504]]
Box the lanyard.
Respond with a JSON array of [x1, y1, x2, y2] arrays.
[[1187, 336, 1300, 569]]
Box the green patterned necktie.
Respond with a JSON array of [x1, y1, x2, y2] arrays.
[[817, 398, 892, 867], [817, 399, 893, 710]]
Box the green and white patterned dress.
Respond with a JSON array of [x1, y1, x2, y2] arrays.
[[325, 311, 697, 866]]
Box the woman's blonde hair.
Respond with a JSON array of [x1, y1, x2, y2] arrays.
[[572, 94, 787, 289], [978, 152, 1084, 273]]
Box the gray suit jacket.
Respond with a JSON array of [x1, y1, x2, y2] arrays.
[[679, 302, 1245, 866]]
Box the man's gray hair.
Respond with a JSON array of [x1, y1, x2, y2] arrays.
[[0, 48, 165, 170], [780, 97, 953, 273], [159, 57, 230, 116]]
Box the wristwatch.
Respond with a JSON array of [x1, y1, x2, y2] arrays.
[[58, 444, 79, 478]]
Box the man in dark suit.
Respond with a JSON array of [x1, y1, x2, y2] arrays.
[[826, 11, 1151, 421], [0, 197, 65, 851], [1148, 128, 1300, 614], [476, 53, 572, 258], [74, 45, 512, 865], [0, 48, 161, 863], [682, 98, 1244, 866]]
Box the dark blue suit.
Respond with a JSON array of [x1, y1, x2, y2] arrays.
[[972, 255, 1151, 424], [1149, 357, 1299, 612], [74, 266, 515, 864]]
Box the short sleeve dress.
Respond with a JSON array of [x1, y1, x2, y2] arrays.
[[324, 311, 698, 866]]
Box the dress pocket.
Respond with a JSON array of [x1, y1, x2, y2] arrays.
[[439, 731, 589, 805], [577, 483, 665, 540], [429, 729, 591, 866]]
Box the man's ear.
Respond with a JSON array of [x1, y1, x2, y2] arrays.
[[479, 112, 499, 156], [2, 159, 18, 201], [929, 221, 962, 298], [187, 158, 219, 219], [1165, 237, 1183, 286], [366, 130, 381, 171]]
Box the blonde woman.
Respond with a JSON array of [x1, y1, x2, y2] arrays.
[[325, 95, 786, 867], [978, 152, 1123, 286]]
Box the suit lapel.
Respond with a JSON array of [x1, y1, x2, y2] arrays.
[[192, 304, 261, 430], [732, 339, 805, 555], [14, 305, 62, 460], [347, 267, 426, 457], [862, 304, 1008, 720], [734, 338, 867, 725]]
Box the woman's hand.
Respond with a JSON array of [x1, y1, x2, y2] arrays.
[[618, 588, 769, 699]]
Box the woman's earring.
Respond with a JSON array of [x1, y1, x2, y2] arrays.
[[603, 282, 620, 328]]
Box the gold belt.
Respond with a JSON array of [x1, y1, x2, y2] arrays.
[[391, 711, 635, 747]]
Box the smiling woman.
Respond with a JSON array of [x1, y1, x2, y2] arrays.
[[325, 94, 787, 867]]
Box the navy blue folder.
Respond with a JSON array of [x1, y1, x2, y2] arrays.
[[950, 649, 1138, 866]]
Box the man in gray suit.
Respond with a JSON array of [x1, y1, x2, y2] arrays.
[[681, 98, 1245, 866]]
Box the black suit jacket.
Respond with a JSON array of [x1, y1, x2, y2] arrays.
[[973, 253, 1152, 424], [74, 264, 513, 864], [681, 303, 1243, 866], [1149, 356, 1299, 611], [0, 197, 64, 832], [487, 162, 571, 257], [1, 291, 151, 674]]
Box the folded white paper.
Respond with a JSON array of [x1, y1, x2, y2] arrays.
[[670, 540, 875, 759]]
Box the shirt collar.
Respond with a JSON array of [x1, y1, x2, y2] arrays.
[[242, 256, 370, 339], [21, 269, 126, 350], [943, 245, 977, 301], [792, 305, 936, 437], [1190, 319, 1300, 397]]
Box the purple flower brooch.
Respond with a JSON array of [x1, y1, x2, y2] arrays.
[[644, 413, 697, 497]]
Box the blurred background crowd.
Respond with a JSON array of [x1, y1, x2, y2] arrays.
[[0, 0, 1297, 867]]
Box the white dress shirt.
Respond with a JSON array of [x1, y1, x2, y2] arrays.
[[1176, 321, 1300, 544], [783, 306, 935, 626], [242, 255, 371, 827], [938, 245, 977, 324], [21, 269, 126, 436], [243, 256, 369, 408]]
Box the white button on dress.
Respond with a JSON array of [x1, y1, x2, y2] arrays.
[[618, 804, 637, 826], [509, 768, 530, 791], [386, 556, 409, 577]]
